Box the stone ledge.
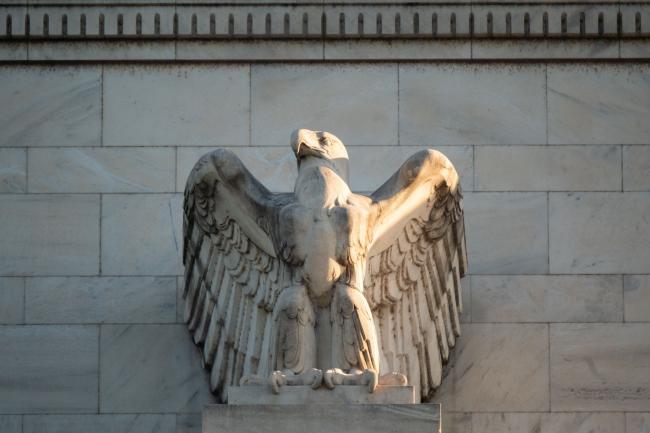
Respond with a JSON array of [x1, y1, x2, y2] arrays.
[[4, 38, 650, 61], [203, 403, 440, 433], [228, 385, 416, 405]]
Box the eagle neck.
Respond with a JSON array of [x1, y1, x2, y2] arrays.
[[294, 158, 351, 208]]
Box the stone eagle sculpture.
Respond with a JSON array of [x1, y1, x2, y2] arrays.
[[182, 129, 467, 403]]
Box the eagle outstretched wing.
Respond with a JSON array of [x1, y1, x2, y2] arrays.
[[182, 149, 293, 402], [364, 149, 467, 401]]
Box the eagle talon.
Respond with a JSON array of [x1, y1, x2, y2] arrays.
[[303, 368, 324, 389], [324, 368, 344, 389], [269, 370, 288, 394], [270, 369, 324, 394], [362, 369, 378, 393], [323, 368, 377, 392]]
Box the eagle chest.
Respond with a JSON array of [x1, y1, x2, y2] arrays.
[[281, 203, 364, 300]]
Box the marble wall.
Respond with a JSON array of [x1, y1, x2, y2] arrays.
[[0, 62, 649, 433]]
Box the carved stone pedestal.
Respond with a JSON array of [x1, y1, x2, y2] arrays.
[[202, 386, 440, 433]]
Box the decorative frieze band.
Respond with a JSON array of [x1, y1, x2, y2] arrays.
[[1, 3, 648, 60], [1, 4, 649, 39]]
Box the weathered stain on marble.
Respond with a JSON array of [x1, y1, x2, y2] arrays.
[[0, 195, 100, 276], [542, 413, 624, 433], [103, 65, 249, 146], [471, 275, 623, 323], [623, 146, 650, 191], [28, 41, 176, 62], [0, 325, 98, 413], [621, 40, 650, 59], [464, 192, 548, 274], [472, 413, 542, 433], [548, 64, 650, 145], [551, 323, 650, 411], [450, 412, 625, 433], [25, 277, 177, 324], [0, 148, 26, 192], [0, 277, 24, 324], [178, 40, 324, 61], [323, 40, 471, 61], [399, 64, 546, 145], [101, 194, 182, 276], [0, 66, 101, 147], [251, 64, 398, 147], [549, 192, 650, 274], [23, 415, 176, 433], [473, 39, 619, 60], [442, 412, 472, 433], [176, 146, 298, 193], [176, 414, 201, 433], [624, 275, 650, 322], [435, 323, 549, 412], [28, 147, 175, 193], [475, 145, 621, 191], [99, 324, 215, 412]]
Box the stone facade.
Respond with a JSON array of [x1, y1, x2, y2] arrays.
[[1, 1, 649, 432]]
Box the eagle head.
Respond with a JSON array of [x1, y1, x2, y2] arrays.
[[291, 129, 349, 181]]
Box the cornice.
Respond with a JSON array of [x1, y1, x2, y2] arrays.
[[1, 2, 648, 60]]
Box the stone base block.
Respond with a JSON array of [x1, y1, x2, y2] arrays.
[[203, 403, 440, 433], [228, 385, 416, 405]]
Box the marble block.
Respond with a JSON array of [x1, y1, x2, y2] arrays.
[[548, 64, 650, 145], [0, 195, 99, 275], [435, 323, 549, 412], [0, 416, 21, 433], [0, 325, 98, 413], [0, 277, 24, 324], [227, 385, 416, 405], [100, 324, 215, 413], [0, 148, 26, 192], [464, 192, 548, 274], [103, 65, 249, 147], [101, 194, 182, 276], [23, 414, 176, 433], [550, 323, 650, 411], [399, 64, 546, 145], [203, 404, 440, 433], [28, 147, 175, 193], [0, 66, 102, 147], [251, 65, 397, 147], [549, 192, 650, 274], [624, 275, 650, 322]]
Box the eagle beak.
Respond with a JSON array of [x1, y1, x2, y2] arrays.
[[291, 128, 316, 157]]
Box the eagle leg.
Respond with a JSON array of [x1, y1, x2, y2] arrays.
[[270, 285, 319, 394], [329, 284, 380, 392]]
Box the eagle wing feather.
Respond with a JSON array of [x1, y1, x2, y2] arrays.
[[183, 149, 293, 402], [364, 149, 467, 401]]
